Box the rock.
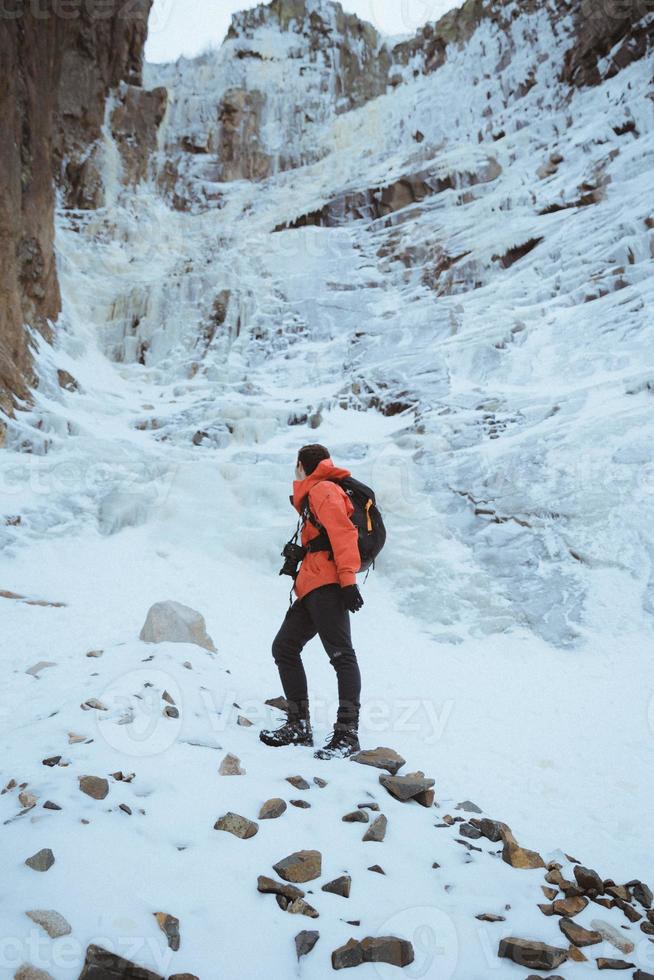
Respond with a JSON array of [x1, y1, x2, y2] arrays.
[[163, 706, 179, 719], [379, 772, 435, 803], [237, 715, 253, 727], [154, 912, 180, 951], [139, 601, 216, 652], [26, 910, 71, 938], [614, 897, 642, 922], [456, 800, 482, 813], [628, 880, 653, 908], [363, 815, 387, 842], [291, 799, 311, 809], [459, 822, 483, 839], [542, 886, 558, 900], [79, 776, 109, 800], [559, 917, 602, 946], [169, 976, 199, 980], [351, 747, 406, 775], [477, 818, 507, 842], [219, 753, 245, 775], [358, 802, 380, 811], [343, 810, 369, 823], [287, 898, 319, 918], [590, 920, 635, 954], [265, 696, 290, 712], [501, 825, 545, 869], [476, 913, 505, 922], [86, 649, 104, 658], [286, 775, 310, 790], [368, 865, 385, 874], [43, 801, 61, 811], [273, 850, 322, 883], [68, 732, 87, 744], [257, 876, 305, 901], [295, 930, 319, 960], [26, 661, 56, 677], [81, 698, 108, 711], [414, 788, 435, 807], [19, 790, 37, 808], [332, 936, 414, 970], [78, 944, 164, 978], [14, 967, 54, 980], [606, 884, 631, 902], [322, 876, 351, 898], [25, 848, 55, 872], [596, 958, 635, 970], [214, 812, 258, 839], [313, 777, 328, 788], [574, 865, 604, 893], [42, 755, 61, 767], [552, 895, 588, 916], [498, 938, 568, 970], [634, 972, 654, 979], [259, 798, 287, 820]]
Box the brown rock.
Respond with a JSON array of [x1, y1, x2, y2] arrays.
[[332, 936, 414, 970], [542, 886, 558, 900], [219, 753, 245, 775], [78, 944, 163, 979], [286, 898, 319, 918], [257, 876, 305, 901], [351, 747, 406, 775], [596, 958, 635, 970], [497, 937, 568, 970], [273, 850, 322, 883], [574, 865, 604, 893], [628, 880, 653, 908], [502, 834, 545, 870], [25, 849, 55, 872], [259, 798, 287, 820], [552, 895, 588, 916], [379, 772, 435, 802], [313, 777, 328, 788], [477, 818, 509, 842], [295, 930, 319, 960], [14, 967, 54, 980], [79, 776, 109, 801], [559, 917, 601, 947], [154, 912, 180, 952], [214, 812, 258, 839], [476, 913, 505, 922], [363, 814, 388, 842], [286, 775, 310, 790], [343, 810, 369, 823], [368, 865, 385, 875], [414, 788, 436, 807], [322, 876, 351, 898]]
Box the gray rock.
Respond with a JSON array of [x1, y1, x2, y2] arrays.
[[379, 771, 435, 803], [286, 897, 319, 918], [290, 799, 311, 809], [498, 938, 568, 971], [214, 812, 258, 839], [26, 910, 71, 938], [78, 944, 164, 978], [154, 912, 180, 951], [79, 776, 109, 800], [219, 753, 245, 775], [343, 810, 369, 823], [363, 815, 387, 842], [590, 919, 635, 954], [25, 849, 55, 872], [456, 800, 482, 813], [295, 930, 319, 960], [26, 661, 57, 677], [351, 747, 406, 775], [259, 798, 287, 820], [273, 850, 322, 883], [257, 875, 305, 901], [139, 601, 216, 652]]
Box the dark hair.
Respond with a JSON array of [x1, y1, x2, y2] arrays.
[[298, 444, 330, 476]]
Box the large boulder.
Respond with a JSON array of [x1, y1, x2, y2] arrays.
[[78, 944, 163, 979], [139, 601, 216, 652]]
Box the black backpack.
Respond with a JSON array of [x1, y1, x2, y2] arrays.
[[304, 476, 386, 574]]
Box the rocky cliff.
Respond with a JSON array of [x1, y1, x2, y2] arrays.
[[0, 0, 153, 429]]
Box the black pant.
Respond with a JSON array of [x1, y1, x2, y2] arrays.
[[272, 584, 361, 728]]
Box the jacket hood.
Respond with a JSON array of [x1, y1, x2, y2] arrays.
[[292, 457, 351, 512]]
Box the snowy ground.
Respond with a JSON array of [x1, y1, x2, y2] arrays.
[[2, 0, 654, 977]]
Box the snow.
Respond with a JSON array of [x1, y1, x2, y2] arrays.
[[1, 0, 654, 977]]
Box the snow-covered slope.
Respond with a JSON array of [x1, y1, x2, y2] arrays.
[[1, 0, 654, 977]]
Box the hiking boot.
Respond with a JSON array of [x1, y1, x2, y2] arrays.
[[259, 717, 313, 748], [314, 726, 360, 760]]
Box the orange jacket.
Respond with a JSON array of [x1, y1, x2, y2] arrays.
[[291, 458, 360, 599]]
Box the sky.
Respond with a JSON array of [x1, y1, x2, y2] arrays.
[[145, 0, 460, 63]]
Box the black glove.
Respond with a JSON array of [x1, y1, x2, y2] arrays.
[[341, 585, 364, 613]]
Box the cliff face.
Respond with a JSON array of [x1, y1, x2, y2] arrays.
[[0, 0, 152, 425]]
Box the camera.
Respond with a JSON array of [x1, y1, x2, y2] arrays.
[[279, 541, 306, 579]]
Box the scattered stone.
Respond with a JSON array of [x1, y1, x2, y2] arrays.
[[343, 810, 369, 823], [368, 865, 385, 874], [476, 913, 505, 922], [273, 850, 322, 883], [42, 756, 61, 767], [574, 865, 604, 893], [214, 812, 258, 839], [163, 706, 179, 719], [19, 790, 37, 808], [219, 753, 245, 775], [162, 691, 175, 705], [634, 972, 654, 979], [559, 917, 602, 946], [322, 876, 351, 898], [629, 881, 653, 907], [459, 822, 483, 839], [498, 938, 568, 971], [26, 661, 57, 677], [259, 798, 287, 820], [68, 733, 87, 744], [351, 747, 406, 775], [477, 818, 507, 842], [313, 777, 328, 788], [86, 649, 103, 658], [552, 895, 588, 917], [456, 800, 482, 813], [379, 771, 435, 803], [414, 788, 435, 807], [182, 662, 193, 670], [363, 815, 387, 842], [111, 772, 135, 782], [43, 801, 61, 811], [286, 898, 319, 918], [502, 828, 545, 870], [154, 912, 180, 951], [79, 776, 109, 800], [596, 958, 635, 970], [615, 898, 642, 922], [237, 715, 253, 727], [257, 876, 305, 901], [78, 944, 164, 979], [291, 799, 311, 809], [287, 775, 310, 790], [25, 849, 55, 872], [81, 698, 107, 711], [332, 936, 414, 970], [606, 885, 631, 902], [139, 600, 216, 652], [26, 910, 72, 938], [119, 804, 132, 815], [265, 696, 290, 712], [358, 802, 380, 811], [295, 930, 319, 960], [542, 886, 558, 900], [591, 920, 635, 954], [14, 966, 54, 980]]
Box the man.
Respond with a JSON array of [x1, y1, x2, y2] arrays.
[[260, 444, 365, 759]]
